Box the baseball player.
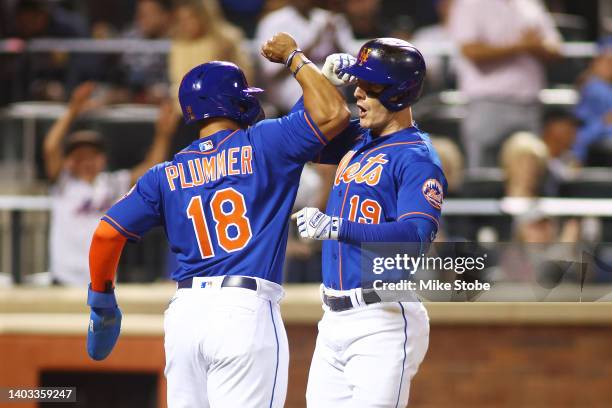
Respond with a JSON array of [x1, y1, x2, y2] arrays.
[[292, 39, 448, 407], [85, 32, 350, 408]]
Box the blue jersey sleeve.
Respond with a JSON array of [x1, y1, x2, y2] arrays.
[[249, 102, 329, 165], [102, 166, 163, 241], [396, 161, 447, 234], [312, 119, 363, 164]]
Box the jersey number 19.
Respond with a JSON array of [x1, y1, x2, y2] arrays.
[[186, 187, 253, 259]]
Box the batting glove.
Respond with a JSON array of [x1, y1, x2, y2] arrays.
[[87, 285, 122, 361], [322, 53, 357, 87], [292, 207, 342, 240]]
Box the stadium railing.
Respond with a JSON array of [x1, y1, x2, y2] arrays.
[[2, 196, 612, 284]]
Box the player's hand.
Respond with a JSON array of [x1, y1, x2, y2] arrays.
[[518, 28, 545, 54], [155, 100, 180, 138], [291, 207, 342, 240], [68, 81, 98, 114], [261, 32, 299, 64], [322, 53, 357, 86], [86, 285, 122, 361]]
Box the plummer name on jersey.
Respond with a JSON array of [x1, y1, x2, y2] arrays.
[[165, 145, 254, 191]]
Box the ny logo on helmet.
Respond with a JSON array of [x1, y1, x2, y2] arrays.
[[358, 48, 372, 65], [186, 105, 196, 121]]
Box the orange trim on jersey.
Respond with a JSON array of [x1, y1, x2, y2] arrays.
[[175, 129, 239, 156], [103, 215, 141, 240], [398, 211, 440, 228], [337, 140, 425, 290], [90, 220, 127, 292], [303, 112, 328, 145]]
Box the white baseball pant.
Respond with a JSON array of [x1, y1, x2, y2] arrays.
[[164, 276, 288, 408], [306, 292, 429, 408]]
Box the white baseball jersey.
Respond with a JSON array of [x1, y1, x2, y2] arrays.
[[49, 169, 131, 285]]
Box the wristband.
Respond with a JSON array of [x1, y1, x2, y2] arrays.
[[87, 284, 118, 309], [285, 48, 303, 68], [292, 59, 312, 77]]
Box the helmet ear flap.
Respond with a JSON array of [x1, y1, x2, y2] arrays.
[[236, 94, 264, 126], [378, 79, 424, 111]]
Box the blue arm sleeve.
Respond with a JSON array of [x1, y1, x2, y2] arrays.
[[339, 217, 436, 244], [102, 166, 163, 241]]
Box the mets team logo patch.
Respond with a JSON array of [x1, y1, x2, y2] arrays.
[[422, 179, 443, 209]]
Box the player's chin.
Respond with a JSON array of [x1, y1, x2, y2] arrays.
[[358, 115, 371, 129]]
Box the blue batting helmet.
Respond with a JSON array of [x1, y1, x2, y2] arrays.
[[339, 38, 426, 111], [178, 61, 264, 126]]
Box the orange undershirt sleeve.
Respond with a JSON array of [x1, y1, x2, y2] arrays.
[[89, 220, 127, 292]]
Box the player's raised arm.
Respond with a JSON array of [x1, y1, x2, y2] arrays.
[[43, 82, 96, 182], [129, 100, 179, 184], [261, 32, 350, 140]]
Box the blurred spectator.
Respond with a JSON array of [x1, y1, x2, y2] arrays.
[[116, 0, 172, 104], [412, 0, 455, 91], [343, 0, 386, 39], [11, 0, 88, 39], [500, 132, 549, 197], [430, 136, 464, 197], [43, 82, 179, 286], [541, 109, 579, 184], [430, 136, 468, 242], [449, 0, 562, 168], [502, 210, 582, 284], [255, 0, 353, 112], [218, 0, 266, 38], [572, 37, 612, 165], [169, 0, 253, 105], [10, 0, 92, 100], [513, 210, 572, 244]]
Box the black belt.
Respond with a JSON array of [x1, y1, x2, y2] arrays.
[[323, 289, 382, 312], [178, 275, 258, 291]]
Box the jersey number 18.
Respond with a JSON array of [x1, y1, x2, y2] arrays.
[[186, 187, 253, 258]]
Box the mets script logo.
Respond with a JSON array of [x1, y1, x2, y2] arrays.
[[334, 151, 388, 187], [422, 179, 443, 209], [358, 48, 372, 65]]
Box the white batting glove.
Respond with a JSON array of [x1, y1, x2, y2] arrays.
[[291, 207, 342, 240], [321, 53, 357, 87]]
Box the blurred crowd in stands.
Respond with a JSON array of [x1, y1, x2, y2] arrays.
[[0, 0, 611, 287]]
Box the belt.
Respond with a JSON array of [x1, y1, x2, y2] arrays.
[[177, 275, 258, 291], [323, 289, 382, 312]]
